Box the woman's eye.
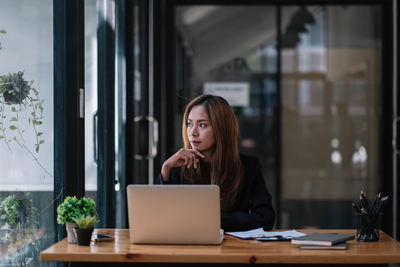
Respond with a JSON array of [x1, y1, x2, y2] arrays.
[[200, 123, 207, 128], [187, 122, 193, 127]]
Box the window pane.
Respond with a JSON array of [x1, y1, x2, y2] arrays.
[[281, 6, 381, 228], [85, 0, 98, 201], [0, 0, 54, 266]]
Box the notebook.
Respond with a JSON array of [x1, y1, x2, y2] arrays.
[[291, 232, 354, 246], [298, 242, 347, 250], [126, 184, 223, 245]]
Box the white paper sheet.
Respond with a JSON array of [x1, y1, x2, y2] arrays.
[[226, 228, 306, 240]]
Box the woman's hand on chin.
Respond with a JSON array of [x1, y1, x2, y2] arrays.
[[161, 148, 205, 180]]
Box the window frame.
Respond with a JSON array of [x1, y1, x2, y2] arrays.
[[54, 0, 85, 241]]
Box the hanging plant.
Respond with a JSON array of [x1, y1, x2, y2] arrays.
[[0, 71, 45, 150], [0, 28, 49, 177], [0, 71, 49, 176], [1, 71, 31, 104]]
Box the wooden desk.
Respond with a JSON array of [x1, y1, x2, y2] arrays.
[[40, 229, 400, 264]]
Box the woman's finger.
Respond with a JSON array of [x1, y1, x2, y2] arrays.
[[190, 149, 205, 158], [193, 157, 198, 169], [187, 155, 193, 168], [175, 148, 204, 169], [183, 156, 189, 166]]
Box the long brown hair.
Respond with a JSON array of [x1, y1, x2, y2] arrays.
[[181, 94, 244, 211]]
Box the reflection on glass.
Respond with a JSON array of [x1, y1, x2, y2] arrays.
[[0, 0, 54, 265], [281, 6, 381, 228], [174, 4, 382, 230], [175, 5, 278, 208], [331, 150, 342, 166]]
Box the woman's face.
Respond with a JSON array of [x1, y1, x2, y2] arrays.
[[187, 105, 216, 157]]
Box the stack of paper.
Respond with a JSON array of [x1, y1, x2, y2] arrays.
[[226, 228, 305, 241]]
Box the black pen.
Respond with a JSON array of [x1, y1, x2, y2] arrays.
[[374, 196, 388, 215], [370, 193, 381, 215], [352, 202, 361, 214], [360, 190, 370, 213]]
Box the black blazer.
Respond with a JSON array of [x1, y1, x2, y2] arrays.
[[156, 153, 276, 232]]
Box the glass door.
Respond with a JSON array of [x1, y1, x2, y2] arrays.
[[115, 0, 156, 227], [166, 2, 388, 229], [83, 0, 154, 229], [128, 0, 159, 186]]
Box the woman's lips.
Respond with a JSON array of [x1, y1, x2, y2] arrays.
[[191, 140, 200, 144]]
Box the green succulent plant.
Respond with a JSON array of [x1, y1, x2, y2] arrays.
[[73, 215, 98, 230], [56, 196, 98, 225]]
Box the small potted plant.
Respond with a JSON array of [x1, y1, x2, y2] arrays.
[[73, 215, 98, 246], [56, 196, 97, 243]]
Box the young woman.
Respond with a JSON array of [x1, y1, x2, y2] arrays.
[[157, 94, 275, 231]]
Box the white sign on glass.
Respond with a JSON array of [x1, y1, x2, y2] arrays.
[[203, 82, 249, 107]]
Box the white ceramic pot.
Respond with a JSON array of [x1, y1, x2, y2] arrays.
[[66, 222, 78, 243]]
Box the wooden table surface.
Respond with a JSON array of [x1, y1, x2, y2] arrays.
[[40, 229, 400, 264]]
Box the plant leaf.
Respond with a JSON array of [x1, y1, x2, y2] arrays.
[[9, 125, 17, 130]]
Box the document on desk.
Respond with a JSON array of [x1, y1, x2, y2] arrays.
[[226, 228, 306, 241]]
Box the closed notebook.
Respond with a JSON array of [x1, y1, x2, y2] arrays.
[[291, 232, 354, 246], [299, 242, 347, 250]]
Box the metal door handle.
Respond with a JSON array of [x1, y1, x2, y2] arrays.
[[149, 116, 159, 159], [134, 116, 159, 160], [93, 111, 98, 165]]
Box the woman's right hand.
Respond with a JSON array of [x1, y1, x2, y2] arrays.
[[161, 148, 205, 181]]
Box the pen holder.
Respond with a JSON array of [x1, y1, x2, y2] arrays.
[[356, 214, 380, 242]]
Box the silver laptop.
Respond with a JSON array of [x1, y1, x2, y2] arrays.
[[126, 184, 223, 245]]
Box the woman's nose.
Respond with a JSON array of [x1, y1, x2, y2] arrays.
[[190, 126, 199, 136]]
